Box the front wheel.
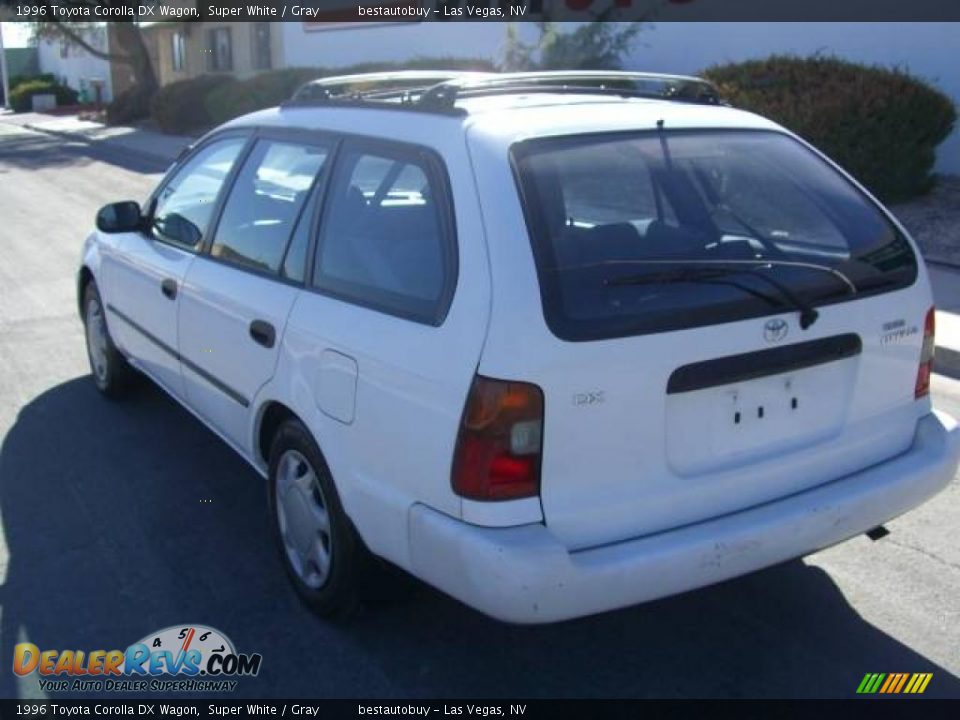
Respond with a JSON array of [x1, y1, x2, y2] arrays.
[[83, 282, 133, 398], [268, 420, 368, 618]]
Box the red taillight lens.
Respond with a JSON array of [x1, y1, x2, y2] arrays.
[[915, 306, 936, 398], [452, 376, 544, 501]]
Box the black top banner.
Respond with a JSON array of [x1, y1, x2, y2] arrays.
[[2, 699, 960, 719], [3, 0, 960, 22]]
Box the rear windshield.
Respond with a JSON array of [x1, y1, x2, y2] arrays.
[[512, 129, 917, 341]]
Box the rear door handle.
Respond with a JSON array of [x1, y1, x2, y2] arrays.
[[161, 278, 177, 300], [249, 320, 276, 349]]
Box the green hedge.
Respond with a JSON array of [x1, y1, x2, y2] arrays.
[[703, 55, 957, 203], [149, 74, 236, 134], [204, 68, 320, 126], [10, 73, 57, 91], [204, 57, 497, 126], [9, 79, 79, 113]]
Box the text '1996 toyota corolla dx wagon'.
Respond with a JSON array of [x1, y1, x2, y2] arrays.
[[79, 71, 960, 623]]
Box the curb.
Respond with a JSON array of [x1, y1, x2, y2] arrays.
[[935, 346, 960, 381], [934, 310, 960, 380], [926, 258, 960, 273], [22, 122, 179, 167]]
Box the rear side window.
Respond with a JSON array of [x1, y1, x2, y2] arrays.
[[211, 139, 329, 275], [513, 130, 917, 341], [312, 142, 455, 325]]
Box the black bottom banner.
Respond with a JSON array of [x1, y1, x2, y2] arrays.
[[2, 699, 958, 719]]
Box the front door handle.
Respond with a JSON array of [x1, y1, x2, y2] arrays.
[[249, 320, 276, 349], [161, 278, 177, 300]]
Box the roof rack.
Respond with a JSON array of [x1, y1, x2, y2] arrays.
[[284, 70, 722, 116], [285, 71, 494, 112]]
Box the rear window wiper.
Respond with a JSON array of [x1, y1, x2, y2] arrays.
[[605, 263, 823, 330]]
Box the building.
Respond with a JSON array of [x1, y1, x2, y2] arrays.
[[4, 47, 39, 81], [37, 25, 113, 103], [144, 21, 282, 87]]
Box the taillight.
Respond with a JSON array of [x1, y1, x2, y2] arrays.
[[915, 306, 936, 398], [452, 376, 544, 501]]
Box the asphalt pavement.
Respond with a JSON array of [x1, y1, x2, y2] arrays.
[[0, 121, 958, 700]]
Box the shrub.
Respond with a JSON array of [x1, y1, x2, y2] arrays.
[[9, 79, 78, 113], [10, 73, 58, 92], [205, 68, 323, 125], [703, 55, 957, 202], [107, 85, 154, 125], [205, 56, 497, 126], [150, 74, 236, 134]]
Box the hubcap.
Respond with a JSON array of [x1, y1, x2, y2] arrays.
[[85, 296, 109, 383], [275, 450, 332, 589]]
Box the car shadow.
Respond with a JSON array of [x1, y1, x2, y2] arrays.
[[0, 376, 957, 699]]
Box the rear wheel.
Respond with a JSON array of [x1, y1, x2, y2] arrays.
[[268, 420, 367, 618], [83, 281, 133, 398]]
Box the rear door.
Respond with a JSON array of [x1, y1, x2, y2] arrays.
[[281, 137, 489, 553], [102, 135, 248, 398], [177, 132, 333, 450], [475, 127, 928, 551]]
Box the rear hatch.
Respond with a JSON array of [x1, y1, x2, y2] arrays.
[[495, 128, 929, 550]]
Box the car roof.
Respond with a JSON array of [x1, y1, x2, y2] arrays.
[[220, 93, 783, 152]]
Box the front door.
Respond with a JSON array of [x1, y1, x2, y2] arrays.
[[103, 135, 248, 398]]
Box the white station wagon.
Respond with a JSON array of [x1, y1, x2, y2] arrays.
[[80, 71, 960, 623]]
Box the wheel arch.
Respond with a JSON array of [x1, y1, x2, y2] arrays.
[[256, 400, 307, 469], [77, 265, 95, 318]]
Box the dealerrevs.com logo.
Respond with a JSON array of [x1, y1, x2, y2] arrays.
[[13, 625, 262, 693]]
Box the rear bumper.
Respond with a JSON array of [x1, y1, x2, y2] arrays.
[[409, 410, 960, 624]]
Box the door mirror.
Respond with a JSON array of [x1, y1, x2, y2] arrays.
[[96, 201, 143, 233]]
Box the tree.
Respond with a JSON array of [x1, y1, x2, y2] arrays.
[[501, 21, 644, 72], [1, 1, 158, 97]]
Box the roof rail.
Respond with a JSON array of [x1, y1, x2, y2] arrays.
[[287, 70, 494, 105], [419, 71, 723, 109], [284, 70, 722, 115]]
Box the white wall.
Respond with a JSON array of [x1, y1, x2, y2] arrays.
[[280, 21, 959, 174], [280, 22, 537, 69], [37, 26, 112, 104]]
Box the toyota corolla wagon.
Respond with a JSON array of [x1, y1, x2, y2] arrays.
[[79, 71, 960, 623]]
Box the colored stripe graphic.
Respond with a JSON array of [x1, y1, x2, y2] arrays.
[[857, 672, 932, 694]]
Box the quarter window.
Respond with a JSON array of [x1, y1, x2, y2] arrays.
[[211, 140, 330, 275], [313, 145, 453, 324], [152, 138, 246, 249]]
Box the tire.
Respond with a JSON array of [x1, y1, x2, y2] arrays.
[[83, 281, 134, 399], [268, 419, 368, 618]]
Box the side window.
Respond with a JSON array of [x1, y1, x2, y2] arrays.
[[152, 138, 246, 249], [211, 139, 329, 275], [313, 145, 453, 324]]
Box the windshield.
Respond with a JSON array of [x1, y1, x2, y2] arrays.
[[512, 129, 917, 341]]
